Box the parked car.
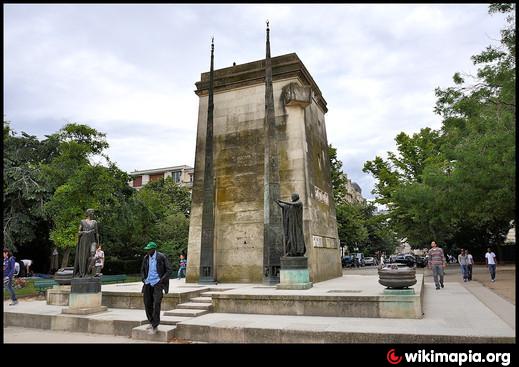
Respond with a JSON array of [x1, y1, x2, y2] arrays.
[[342, 255, 354, 268], [415, 255, 428, 268], [393, 254, 416, 267], [364, 257, 378, 266]]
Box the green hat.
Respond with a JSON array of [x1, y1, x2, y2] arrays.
[[144, 242, 157, 250]]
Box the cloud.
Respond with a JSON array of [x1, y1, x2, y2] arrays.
[[4, 4, 508, 200]]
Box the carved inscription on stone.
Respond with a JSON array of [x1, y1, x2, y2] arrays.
[[314, 185, 329, 205]]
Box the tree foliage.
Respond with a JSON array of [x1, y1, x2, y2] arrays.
[[3, 121, 57, 251], [4, 120, 192, 272], [328, 143, 399, 255], [363, 4, 515, 251]]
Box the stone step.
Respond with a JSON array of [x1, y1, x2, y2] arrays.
[[200, 291, 229, 297], [159, 315, 192, 325], [176, 302, 213, 310], [131, 324, 177, 343], [208, 288, 234, 292], [190, 297, 212, 303], [163, 309, 209, 317]]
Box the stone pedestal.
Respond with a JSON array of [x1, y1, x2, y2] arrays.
[[276, 256, 312, 290], [47, 285, 71, 306], [62, 277, 107, 315]]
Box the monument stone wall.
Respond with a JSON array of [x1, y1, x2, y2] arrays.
[[187, 53, 341, 283]]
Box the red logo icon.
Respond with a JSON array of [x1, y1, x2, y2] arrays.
[[387, 349, 403, 365]]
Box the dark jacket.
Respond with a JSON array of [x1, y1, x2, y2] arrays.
[[4, 256, 16, 278], [141, 251, 171, 294]]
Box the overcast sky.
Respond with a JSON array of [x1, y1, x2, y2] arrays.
[[3, 4, 507, 199]]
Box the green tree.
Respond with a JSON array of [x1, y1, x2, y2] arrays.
[[363, 4, 515, 252], [45, 163, 132, 267], [328, 144, 349, 205], [3, 121, 58, 252], [336, 202, 368, 250]]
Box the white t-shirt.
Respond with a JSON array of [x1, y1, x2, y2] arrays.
[[21, 259, 32, 268], [95, 250, 104, 267], [467, 254, 474, 265], [485, 252, 496, 265]]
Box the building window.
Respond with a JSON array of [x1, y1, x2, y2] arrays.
[[133, 176, 143, 187], [172, 171, 181, 183], [149, 173, 163, 182]]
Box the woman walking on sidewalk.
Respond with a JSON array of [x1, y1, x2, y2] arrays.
[[3, 248, 18, 305]]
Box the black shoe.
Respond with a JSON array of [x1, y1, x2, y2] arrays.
[[436, 286, 440, 290], [440, 283, 444, 288]]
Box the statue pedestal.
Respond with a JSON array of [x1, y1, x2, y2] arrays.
[[62, 277, 107, 315], [47, 285, 71, 306], [276, 256, 312, 290]]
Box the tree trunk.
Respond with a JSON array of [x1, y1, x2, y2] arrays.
[[61, 247, 71, 268]]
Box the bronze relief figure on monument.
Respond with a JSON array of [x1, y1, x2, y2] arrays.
[[276, 193, 306, 257]]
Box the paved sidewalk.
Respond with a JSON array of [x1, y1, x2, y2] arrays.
[[4, 326, 157, 343], [173, 280, 514, 343]]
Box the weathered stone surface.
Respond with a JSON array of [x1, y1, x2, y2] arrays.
[[187, 53, 341, 284], [47, 285, 70, 306], [71, 277, 102, 293]]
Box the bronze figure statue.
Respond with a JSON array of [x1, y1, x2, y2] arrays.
[[276, 193, 306, 257], [73, 209, 99, 278]]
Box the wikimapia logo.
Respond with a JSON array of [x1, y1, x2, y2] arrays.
[[386, 349, 511, 366], [387, 349, 403, 365]]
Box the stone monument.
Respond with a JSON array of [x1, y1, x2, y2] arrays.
[[186, 25, 341, 284], [62, 209, 107, 314]]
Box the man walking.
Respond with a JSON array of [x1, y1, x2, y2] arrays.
[[485, 247, 497, 282], [466, 250, 474, 281], [427, 241, 446, 290], [141, 242, 172, 335]]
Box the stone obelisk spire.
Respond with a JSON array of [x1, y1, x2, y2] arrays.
[[263, 21, 282, 284], [199, 37, 216, 283]]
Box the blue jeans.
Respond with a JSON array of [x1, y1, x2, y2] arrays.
[[4, 277, 17, 302], [460, 264, 468, 280], [177, 267, 186, 279], [488, 264, 496, 280], [431, 265, 444, 288]]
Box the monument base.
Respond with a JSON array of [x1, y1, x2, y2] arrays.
[[276, 256, 313, 290], [61, 305, 108, 315], [47, 285, 71, 306], [62, 277, 107, 315]]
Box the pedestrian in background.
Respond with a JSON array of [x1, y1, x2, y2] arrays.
[[458, 249, 469, 282], [485, 248, 497, 282], [177, 254, 187, 280], [94, 244, 105, 276], [3, 248, 18, 305], [141, 242, 172, 335], [466, 250, 474, 281], [427, 241, 446, 290]]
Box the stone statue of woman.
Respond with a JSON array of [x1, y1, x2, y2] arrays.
[[276, 193, 306, 257], [73, 209, 100, 278]]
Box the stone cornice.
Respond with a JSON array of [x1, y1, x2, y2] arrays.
[[195, 53, 327, 113]]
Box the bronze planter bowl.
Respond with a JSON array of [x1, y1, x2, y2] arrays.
[[378, 263, 417, 289]]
